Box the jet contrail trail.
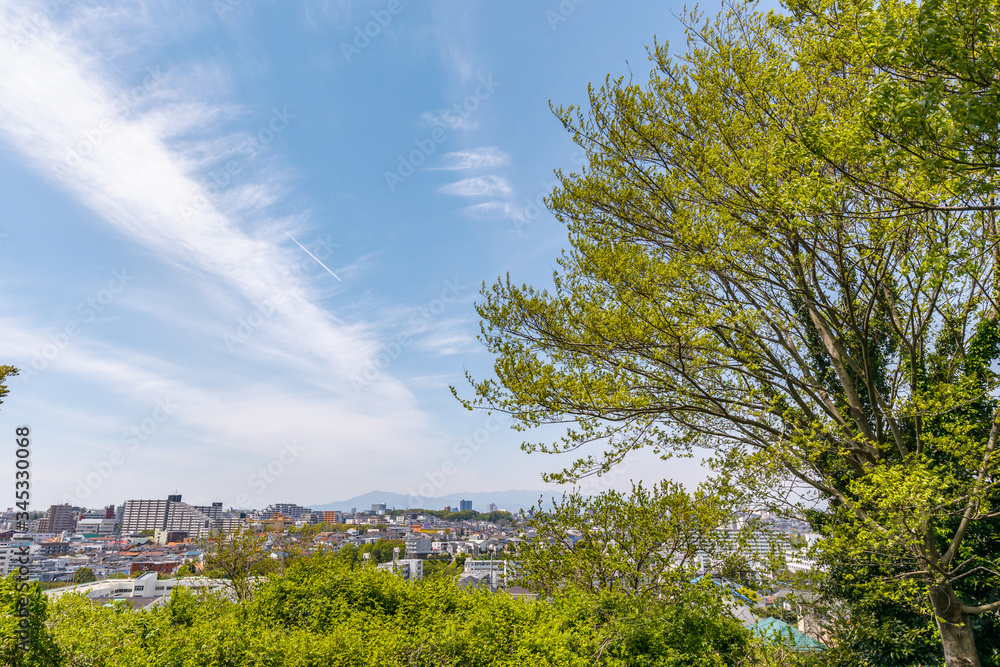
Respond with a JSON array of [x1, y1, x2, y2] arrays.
[[283, 230, 341, 281]]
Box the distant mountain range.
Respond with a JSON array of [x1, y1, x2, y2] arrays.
[[309, 489, 566, 513]]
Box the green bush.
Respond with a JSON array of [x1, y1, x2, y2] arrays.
[[0, 556, 815, 666], [0, 575, 62, 667]]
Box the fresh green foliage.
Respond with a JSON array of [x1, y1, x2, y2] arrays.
[[334, 539, 406, 566], [421, 556, 461, 580], [788, 0, 1000, 203], [516, 481, 766, 599], [7, 555, 811, 666], [417, 508, 515, 523], [37, 583, 73, 592], [175, 562, 197, 578], [459, 1, 1000, 663], [0, 365, 18, 406], [199, 529, 278, 602], [71, 568, 96, 585], [0, 575, 61, 667]]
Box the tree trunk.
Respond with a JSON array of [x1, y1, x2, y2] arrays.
[[929, 583, 981, 667]]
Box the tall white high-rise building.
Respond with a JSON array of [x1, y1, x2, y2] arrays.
[[121, 496, 226, 537]]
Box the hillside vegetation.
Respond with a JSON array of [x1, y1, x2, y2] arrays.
[[2, 556, 807, 667]]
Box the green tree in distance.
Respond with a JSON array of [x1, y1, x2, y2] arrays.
[[175, 562, 197, 578], [71, 568, 96, 585], [200, 529, 275, 602], [460, 1, 1000, 664], [335, 539, 406, 567], [516, 481, 764, 600]]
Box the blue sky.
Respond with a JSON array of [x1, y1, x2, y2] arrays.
[[0, 0, 727, 510]]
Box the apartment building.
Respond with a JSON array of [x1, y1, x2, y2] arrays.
[[262, 503, 311, 520], [38, 504, 76, 533], [0, 542, 25, 577], [377, 558, 424, 581], [404, 535, 432, 559], [121, 496, 224, 537]]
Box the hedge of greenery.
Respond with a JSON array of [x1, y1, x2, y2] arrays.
[[2, 553, 809, 666]]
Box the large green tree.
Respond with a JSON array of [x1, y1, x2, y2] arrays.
[[516, 481, 768, 600], [461, 2, 1000, 664], [200, 529, 276, 602]]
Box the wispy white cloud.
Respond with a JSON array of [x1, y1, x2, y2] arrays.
[[301, 0, 355, 29], [0, 0, 375, 379], [0, 313, 435, 505], [438, 175, 512, 198], [414, 332, 477, 356], [406, 373, 454, 388], [429, 1, 476, 83], [421, 109, 477, 131], [464, 200, 528, 219], [434, 146, 509, 171], [330, 251, 376, 283], [0, 1, 462, 508]]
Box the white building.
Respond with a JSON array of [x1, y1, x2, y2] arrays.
[[76, 518, 118, 536], [708, 524, 792, 572], [0, 542, 27, 577], [261, 503, 311, 520], [431, 540, 458, 555], [785, 533, 822, 572], [44, 571, 225, 601], [121, 496, 231, 538], [462, 559, 518, 588], [377, 558, 424, 581]]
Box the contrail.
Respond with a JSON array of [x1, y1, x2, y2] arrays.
[[283, 230, 341, 281]]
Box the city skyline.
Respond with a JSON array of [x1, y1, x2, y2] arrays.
[[8, 487, 559, 517]]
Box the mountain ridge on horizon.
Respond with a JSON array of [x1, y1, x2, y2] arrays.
[[309, 489, 567, 513]]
